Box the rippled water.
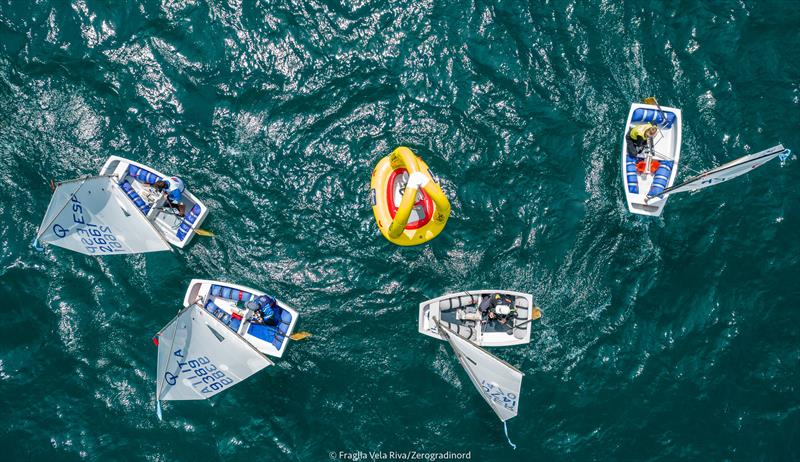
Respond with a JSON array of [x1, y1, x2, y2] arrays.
[[1, 1, 799, 460]]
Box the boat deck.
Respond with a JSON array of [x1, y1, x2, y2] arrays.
[[99, 156, 208, 248], [622, 104, 682, 217], [185, 279, 299, 358], [419, 290, 536, 347]]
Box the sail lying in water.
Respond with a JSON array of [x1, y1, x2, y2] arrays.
[[648, 144, 788, 199], [437, 320, 523, 422], [156, 304, 273, 402], [36, 175, 171, 255]]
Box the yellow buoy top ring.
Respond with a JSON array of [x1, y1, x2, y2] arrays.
[[370, 147, 451, 246]]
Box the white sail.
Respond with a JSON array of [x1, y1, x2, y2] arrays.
[[654, 144, 786, 197], [36, 175, 171, 255], [156, 304, 273, 401], [437, 321, 523, 422]]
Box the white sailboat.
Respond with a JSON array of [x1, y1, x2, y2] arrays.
[[34, 156, 208, 254], [155, 303, 274, 405], [622, 98, 791, 216], [434, 319, 524, 449], [419, 290, 541, 347], [621, 100, 682, 217], [154, 280, 301, 419], [34, 175, 172, 255]]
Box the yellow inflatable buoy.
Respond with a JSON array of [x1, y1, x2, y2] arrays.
[[370, 147, 451, 246]]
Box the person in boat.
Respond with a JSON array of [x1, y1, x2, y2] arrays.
[[626, 123, 658, 158], [245, 295, 279, 326], [493, 303, 516, 325], [479, 293, 516, 324], [478, 294, 498, 320], [152, 177, 186, 217]]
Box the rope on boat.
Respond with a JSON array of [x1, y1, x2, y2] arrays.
[[503, 420, 517, 450]]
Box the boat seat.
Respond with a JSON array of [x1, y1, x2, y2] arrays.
[[279, 309, 292, 324], [248, 324, 277, 342], [277, 321, 289, 334], [457, 311, 482, 321], [210, 284, 255, 303], [204, 300, 233, 328], [514, 297, 529, 309], [625, 155, 639, 194], [631, 108, 676, 129], [119, 181, 151, 215], [647, 161, 674, 197], [276, 309, 292, 335], [248, 323, 288, 350], [441, 321, 474, 341], [440, 295, 476, 310], [176, 204, 203, 241], [516, 307, 529, 321], [513, 308, 529, 339], [128, 165, 162, 184]]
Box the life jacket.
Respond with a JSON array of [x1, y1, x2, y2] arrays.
[[478, 295, 495, 313], [629, 123, 655, 141], [166, 177, 185, 193], [165, 177, 185, 201], [255, 295, 276, 319]]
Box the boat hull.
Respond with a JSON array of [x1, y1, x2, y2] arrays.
[[621, 103, 682, 217], [99, 156, 209, 248], [418, 290, 537, 347], [184, 279, 299, 358]]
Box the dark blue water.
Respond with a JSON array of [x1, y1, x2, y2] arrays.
[[1, 1, 799, 460]]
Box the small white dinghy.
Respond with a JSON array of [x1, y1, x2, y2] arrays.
[[432, 319, 524, 449], [154, 279, 300, 418], [34, 156, 208, 254], [622, 100, 682, 217], [419, 290, 541, 347]]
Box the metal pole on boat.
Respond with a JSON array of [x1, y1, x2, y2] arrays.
[[644, 137, 655, 176], [643, 96, 670, 174], [644, 96, 669, 137]]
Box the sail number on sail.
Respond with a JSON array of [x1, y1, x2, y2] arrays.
[[166, 349, 234, 394], [64, 195, 125, 254], [481, 380, 518, 411]]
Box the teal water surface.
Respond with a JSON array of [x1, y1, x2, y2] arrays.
[[1, 1, 799, 460]]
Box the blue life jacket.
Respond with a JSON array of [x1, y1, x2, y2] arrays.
[[255, 295, 276, 319], [165, 177, 185, 202]]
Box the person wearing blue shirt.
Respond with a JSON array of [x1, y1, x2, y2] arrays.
[[153, 177, 186, 217], [245, 295, 279, 326]]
